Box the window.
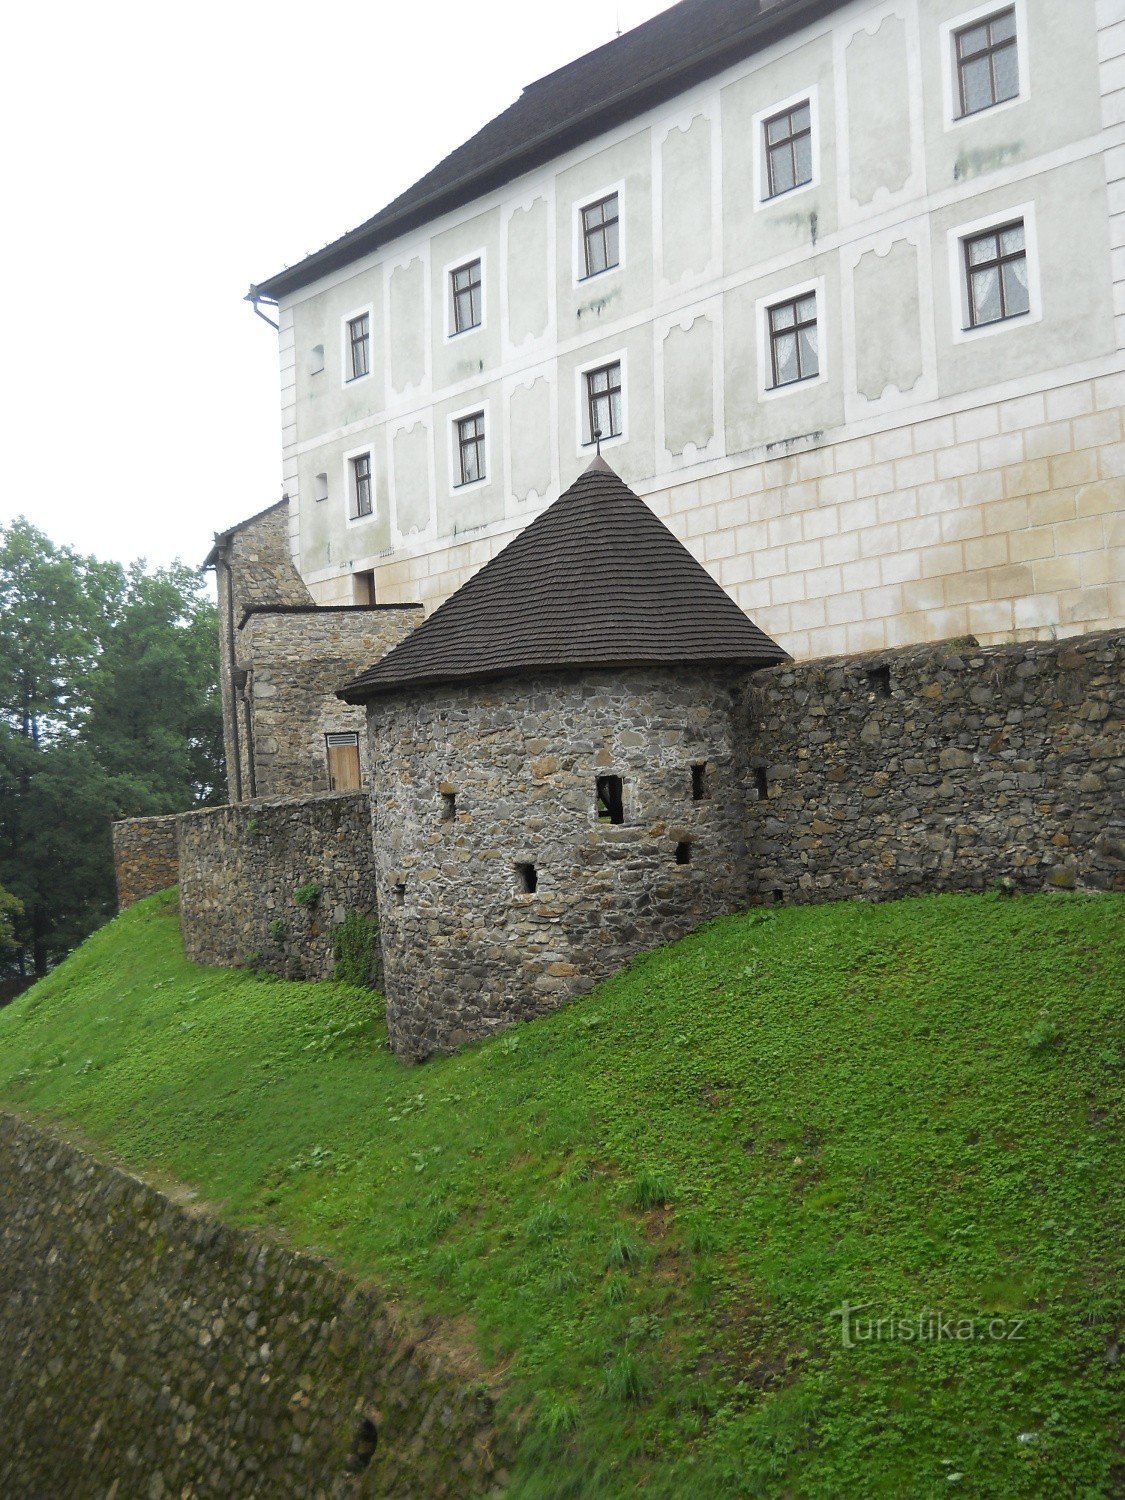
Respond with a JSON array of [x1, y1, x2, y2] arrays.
[[595, 775, 624, 824], [515, 862, 538, 895], [691, 763, 710, 801], [581, 193, 620, 278], [764, 101, 812, 198], [752, 767, 768, 800], [441, 790, 457, 822], [346, 313, 369, 381], [314, 472, 328, 503], [309, 343, 325, 375], [768, 293, 819, 388], [955, 6, 1018, 118], [353, 569, 376, 605], [450, 259, 482, 334], [584, 361, 622, 445], [326, 732, 361, 791], [455, 412, 486, 486], [675, 841, 693, 865], [963, 220, 1029, 328], [350, 452, 373, 518]]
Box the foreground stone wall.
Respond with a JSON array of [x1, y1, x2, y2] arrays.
[[370, 667, 749, 1060], [178, 792, 378, 979], [740, 629, 1124, 902], [242, 605, 421, 798], [0, 1112, 507, 1498], [112, 814, 180, 909]]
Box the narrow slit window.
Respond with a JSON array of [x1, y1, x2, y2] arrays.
[[753, 767, 768, 800], [441, 791, 456, 822], [393, 882, 406, 907], [450, 258, 482, 334], [763, 101, 812, 198], [691, 763, 710, 801], [516, 862, 538, 895], [581, 192, 620, 278], [675, 841, 693, 866], [955, 6, 1018, 118], [963, 220, 1029, 329], [346, 313, 370, 381], [595, 775, 624, 824], [768, 293, 819, 388]]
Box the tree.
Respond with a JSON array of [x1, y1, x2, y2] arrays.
[[0, 882, 20, 963]]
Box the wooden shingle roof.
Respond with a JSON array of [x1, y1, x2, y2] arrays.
[[338, 460, 787, 702]]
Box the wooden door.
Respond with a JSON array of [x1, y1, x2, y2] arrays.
[[326, 734, 362, 790]]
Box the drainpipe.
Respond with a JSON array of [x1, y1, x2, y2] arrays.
[[217, 541, 244, 803], [246, 292, 279, 331], [237, 668, 258, 800]]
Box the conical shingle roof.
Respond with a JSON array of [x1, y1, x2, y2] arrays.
[[338, 460, 787, 702]]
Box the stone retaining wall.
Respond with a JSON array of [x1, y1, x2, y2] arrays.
[[112, 814, 180, 909], [177, 792, 378, 980], [739, 629, 1123, 903], [0, 1112, 508, 1498]]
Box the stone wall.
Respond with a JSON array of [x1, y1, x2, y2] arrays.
[[369, 667, 749, 1060], [0, 1112, 507, 1498], [242, 605, 422, 799], [177, 792, 378, 980], [739, 629, 1124, 903], [112, 814, 180, 909]]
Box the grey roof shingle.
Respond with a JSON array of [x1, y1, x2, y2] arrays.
[[252, 0, 839, 301], [337, 460, 787, 701]]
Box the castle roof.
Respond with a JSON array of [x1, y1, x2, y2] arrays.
[[337, 460, 787, 702], [250, 0, 841, 302]]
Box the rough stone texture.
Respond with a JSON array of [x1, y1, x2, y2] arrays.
[[368, 667, 749, 1060], [739, 629, 1124, 902], [112, 814, 180, 909], [243, 606, 422, 799], [178, 793, 379, 980], [0, 1112, 509, 1498]]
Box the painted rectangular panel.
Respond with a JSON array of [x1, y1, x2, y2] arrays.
[[662, 115, 712, 285], [507, 198, 550, 345], [853, 239, 923, 400], [393, 423, 431, 538], [663, 317, 715, 456], [390, 259, 426, 395], [846, 14, 912, 207], [510, 378, 553, 502]]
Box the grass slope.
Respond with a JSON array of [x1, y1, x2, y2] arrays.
[[0, 889, 1121, 1497]]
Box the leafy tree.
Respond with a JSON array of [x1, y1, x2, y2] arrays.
[[0, 883, 20, 962]]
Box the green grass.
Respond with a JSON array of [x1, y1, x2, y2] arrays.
[[1, 888, 1122, 1497]]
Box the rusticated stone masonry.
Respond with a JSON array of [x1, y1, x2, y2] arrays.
[[112, 814, 180, 909], [739, 629, 1123, 903], [177, 792, 378, 980], [369, 667, 750, 1060], [0, 1112, 508, 1498]]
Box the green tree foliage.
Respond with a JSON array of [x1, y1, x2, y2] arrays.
[[0, 883, 21, 962], [0, 518, 223, 976]]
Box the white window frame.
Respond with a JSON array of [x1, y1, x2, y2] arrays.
[[572, 182, 626, 288], [939, 0, 1029, 133], [947, 201, 1040, 345], [753, 86, 820, 212], [756, 278, 828, 402], [443, 249, 487, 342], [447, 399, 491, 494], [574, 350, 628, 455], [340, 304, 374, 387], [342, 442, 377, 526]]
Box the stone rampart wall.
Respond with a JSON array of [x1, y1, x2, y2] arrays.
[[0, 1112, 507, 1498], [112, 814, 180, 909], [740, 629, 1123, 902], [177, 792, 378, 979]]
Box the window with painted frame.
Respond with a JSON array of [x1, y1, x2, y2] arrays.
[[580, 192, 620, 278], [346, 313, 370, 381], [349, 451, 374, 519], [962, 218, 1029, 328], [763, 100, 813, 198], [455, 411, 486, 487], [584, 360, 623, 445], [954, 6, 1019, 118], [450, 258, 482, 334], [767, 292, 819, 388]]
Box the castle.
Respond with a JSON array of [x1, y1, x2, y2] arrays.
[[112, 0, 1123, 1060]]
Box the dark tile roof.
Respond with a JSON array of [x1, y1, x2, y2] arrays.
[[338, 460, 787, 701], [252, 0, 840, 301]]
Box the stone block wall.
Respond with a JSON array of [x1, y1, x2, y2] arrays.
[[177, 792, 378, 980], [112, 814, 180, 909], [369, 667, 750, 1060], [739, 629, 1123, 903], [0, 1112, 507, 1498], [241, 605, 421, 798]]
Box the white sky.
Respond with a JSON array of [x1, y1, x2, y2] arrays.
[[0, 0, 677, 573]]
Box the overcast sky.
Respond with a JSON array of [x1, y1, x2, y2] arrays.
[[0, 0, 677, 574]]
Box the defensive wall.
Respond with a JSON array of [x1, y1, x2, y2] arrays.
[[0, 1112, 508, 1498], [112, 814, 180, 908]]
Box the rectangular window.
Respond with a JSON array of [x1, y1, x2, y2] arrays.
[[964, 220, 1029, 328], [764, 101, 813, 198], [595, 775, 624, 824], [346, 313, 370, 381], [768, 293, 819, 388], [581, 193, 620, 278], [455, 412, 486, 486], [955, 7, 1018, 117], [585, 361, 622, 444], [350, 452, 373, 518], [450, 258, 482, 334]]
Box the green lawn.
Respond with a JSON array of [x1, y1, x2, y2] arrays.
[[0, 888, 1121, 1497]]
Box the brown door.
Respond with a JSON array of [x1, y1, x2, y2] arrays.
[[326, 734, 362, 790]]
